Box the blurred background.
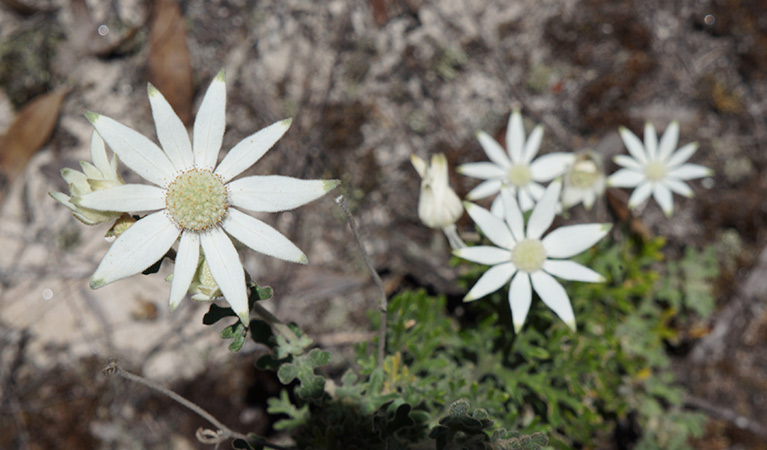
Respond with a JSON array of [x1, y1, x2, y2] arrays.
[[0, 0, 766, 448]]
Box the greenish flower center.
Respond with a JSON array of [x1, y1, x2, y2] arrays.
[[644, 161, 667, 181], [511, 239, 546, 273], [507, 164, 531, 187], [568, 161, 601, 188], [165, 169, 229, 231]]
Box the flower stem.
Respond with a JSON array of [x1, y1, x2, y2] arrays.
[[442, 224, 465, 249], [335, 195, 388, 368]]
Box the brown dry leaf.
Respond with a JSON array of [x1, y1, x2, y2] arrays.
[[0, 89, 67, 200], [148, 0, 193, 125], [370, 0, 388, 26]]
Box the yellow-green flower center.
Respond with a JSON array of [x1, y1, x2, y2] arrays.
[[644, 161, 667, 181], [568, 160, 601, 188], [511, 239, 546, 273], [507, 164, 532, 187], [165, 169, 229, 231]]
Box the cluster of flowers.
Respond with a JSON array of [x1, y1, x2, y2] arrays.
[[412, 111, 712, 332]]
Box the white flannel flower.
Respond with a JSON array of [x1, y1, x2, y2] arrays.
[[50, 132, 124, 225], [561, 151, 606, 211], [73, 70, 339, 324], [458, 110, 575, 215], [607, 122, 713, 217], [454, 180, 611, 332], [411, 153, 463, 229]]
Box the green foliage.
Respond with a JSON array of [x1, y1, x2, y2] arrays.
[[202, 282, 275, 352], [656, 245, 719, 317]]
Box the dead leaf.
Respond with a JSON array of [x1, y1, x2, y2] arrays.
[[606, 187, 651, 240], [148, 0, 193, 125], [370, 0, 388, 26], [0, 89, 67, 200]]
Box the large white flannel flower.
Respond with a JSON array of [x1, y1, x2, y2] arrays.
[[454, 180, 611, 333], [607, 122, 713, 217], [458, 110, 575, 215], [74, 70, 339, 324]]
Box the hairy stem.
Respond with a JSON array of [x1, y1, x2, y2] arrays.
[[335, 195, 388, 368]]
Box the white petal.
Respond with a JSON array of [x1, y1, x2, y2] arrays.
[[521, 125, 544, 164], [200, 228, 249, 324], [457, 162, 506, 180], [526, 181, 545, 200], [663, 178, 694, 197], [658, 121, 679, 162], [619, 126, 648, 165], [644, 122, 658, 161], [542, 223, 611, 258], [229, 176, 338, 213], [466, 179, 502, 200], [193, 70, 227, 170], [507, 111, 525, 162], [500, 189, 525, 242], [148, 83, 194, 171], [509, 273, 532, 333], [89, 131, 111, 176], [215, 119, 292, 182], [476, 131, 511, 168], [86, 112, 175, 187], [652, 184, 674, 217], [667, 163, 712, 180], [223, 209, 307, 263], [90, 212, 179, 288], [628, 181, 653, 209], [169, 231, 200, 310], [410, 154, 427, 177], [464, 262, 516, 301], [454, 246, 511, 265], [490, 194, 505, 217], [530, 271, 576, 331], [529, 153, 576, 182], [607, 168, 645, 187], [518, 188, 536, 212], [666, 142, 698, 168], [77, 184, 166, 212], [543, 259, 605, 282], [613, 155, 642, 170], [526, 179, 561, 240], [465, 202, 515, 249]]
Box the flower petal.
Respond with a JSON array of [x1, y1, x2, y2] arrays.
[[619, 126, 648, 165], [465, 202, 515, 249], [658, 121, 680, 162], [507, 111, 525, 162], [215, 119, 292, 182], [466, 179, 502, 200], [644, 122, 658, 161], [86, 112, 175, 187], [90, 212, 179, 288], [663, 178, 694, 197], [666, 142, 698, 168], [500, 188, 525, 242], [526, 179, 561, 240], [148, 83, 194, 171], [410, 154, 427, 178], [89, 131, 112, 176], [200, 228, 249, 324], [613, 154, 642, 170], [229, 176, 339, 213], [542, 223, 611, 258], [667, 163, 712, 180], [169, 231, 200, 310], [454, 246, 511, 265], [530, 271, 576, 331], [464, 262, 516, 301], [223, 209, 307, 263], [521, 125, 544, 164], [457, 162, 506, 180], [476, 131, 511, 168], [628, 180, 653, 209], [529, 153, 576, 182], [193, 70, 227, 170], [543, 259, 605, 282], [652, 184, 674, 217], [518, 188, 535, 212], [509, 272, 532, 333], [607, 168, 645, 187], [77, 184, 165, 212]]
